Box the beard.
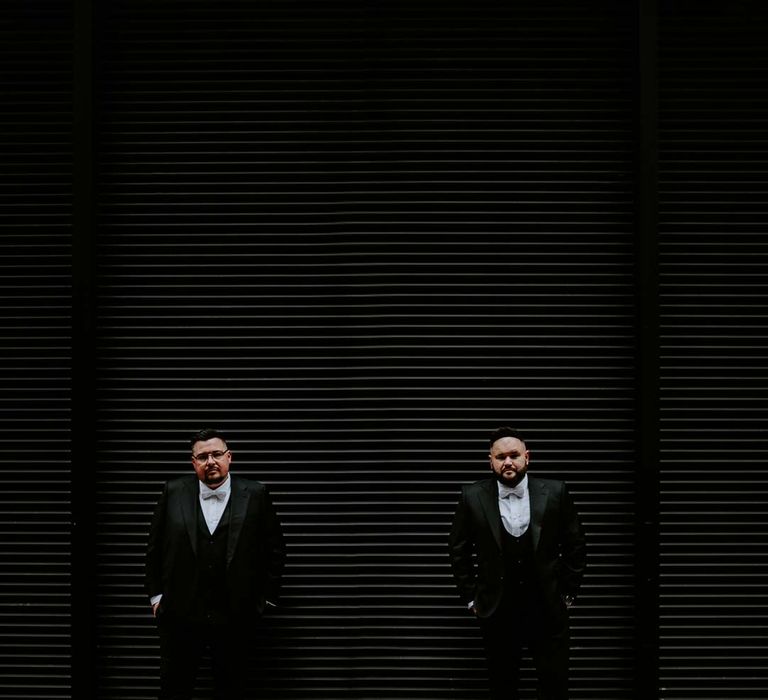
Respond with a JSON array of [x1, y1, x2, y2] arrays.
[[493, 467, 526, 487], [204, 468, 226, 486]]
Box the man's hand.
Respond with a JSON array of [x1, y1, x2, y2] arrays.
[[152, 602, 160, 617]]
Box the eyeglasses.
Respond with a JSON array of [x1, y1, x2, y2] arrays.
[[192, 449, 230, 464]]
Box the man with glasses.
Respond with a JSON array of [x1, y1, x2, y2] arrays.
[[146, 428, 285, 699]]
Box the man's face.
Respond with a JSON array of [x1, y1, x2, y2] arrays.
[[488, 436, 529, 487], [191, 437, 231, 488]]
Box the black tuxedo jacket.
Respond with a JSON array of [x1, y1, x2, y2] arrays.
[[448, 477, 586, 623], [145, 474, 285, 622]]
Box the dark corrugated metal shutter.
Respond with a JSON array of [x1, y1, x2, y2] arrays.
[[93, 2, 638, 698], [658, 2, 768, 698], [0, 1, 72, 698]]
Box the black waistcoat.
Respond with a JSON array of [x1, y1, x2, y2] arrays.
[[497, 524, 560, 637], [500, 525, 538, 604], [190, 498, 232, 625]]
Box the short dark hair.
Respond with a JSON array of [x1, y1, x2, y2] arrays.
[[488, 426, 526, 448], [190, 428, 228, 449]]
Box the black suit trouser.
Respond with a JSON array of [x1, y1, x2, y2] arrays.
[[157, 616, 254, 700], [478, 594, 569, 700]]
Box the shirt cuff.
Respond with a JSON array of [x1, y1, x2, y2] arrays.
[[150, 594, 162, 606]]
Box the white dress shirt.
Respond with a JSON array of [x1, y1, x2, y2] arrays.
[[497, 474, 530, 537], [199, 475, 232, 534]]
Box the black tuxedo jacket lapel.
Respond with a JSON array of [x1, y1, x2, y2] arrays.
[[528, 477, 548, 552], [180, 477, 199, 557], [479, 479, 503, 550], [227, 478, 250, 566]]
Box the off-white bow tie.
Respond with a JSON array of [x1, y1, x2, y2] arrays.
[[201, 489, 226, 501], [499, 484, 525, 499]]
